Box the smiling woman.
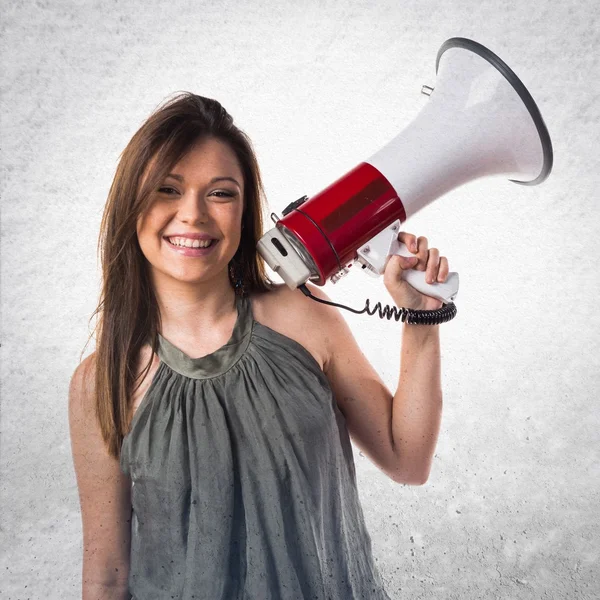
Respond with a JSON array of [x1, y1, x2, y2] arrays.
[[136, 138, 246, 286], [68, 92, 444, 600]]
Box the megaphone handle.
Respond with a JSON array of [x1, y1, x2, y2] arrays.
[[390, 241, 460, 303]]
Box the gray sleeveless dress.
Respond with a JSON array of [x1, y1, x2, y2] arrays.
[[120, 294, 391, 600]]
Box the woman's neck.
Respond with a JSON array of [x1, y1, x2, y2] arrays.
[[152, 270, 238, 342]]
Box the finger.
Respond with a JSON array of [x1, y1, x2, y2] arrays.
[[437, 257, 449, 282], [414, 236, 429, 270], [388, 254, 418, 275], [383, 255, 417, 288], [425, 248, 440, 283], [398, 231, 419, 253]]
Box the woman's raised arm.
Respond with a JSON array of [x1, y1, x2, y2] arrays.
[[68, 354, 132, 600], [307, 231, 447, 485]]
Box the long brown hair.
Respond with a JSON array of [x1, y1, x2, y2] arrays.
[[91, 92, 273, 458]]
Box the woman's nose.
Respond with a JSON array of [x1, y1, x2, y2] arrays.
[[178, 192, 209, 224]]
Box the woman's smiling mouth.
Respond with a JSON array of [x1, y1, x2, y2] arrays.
[[164, 235, 219, 256], [167, 236, 215, 248]]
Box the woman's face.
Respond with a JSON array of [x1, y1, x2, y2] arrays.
[[137, 137, 245, 288]]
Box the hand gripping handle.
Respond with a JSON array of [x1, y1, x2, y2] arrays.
[[390, 239, 459, 304]]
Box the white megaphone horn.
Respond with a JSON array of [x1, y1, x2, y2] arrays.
[[257, 38, 553, 320]]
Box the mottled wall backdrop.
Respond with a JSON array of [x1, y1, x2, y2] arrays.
[[1, 0, 598, 598]]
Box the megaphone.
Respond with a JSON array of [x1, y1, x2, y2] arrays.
[[257, 37, 553, 322]]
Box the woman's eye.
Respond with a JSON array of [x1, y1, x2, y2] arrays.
[[211, 190, 236, 199], [157, 186, 179, 195]]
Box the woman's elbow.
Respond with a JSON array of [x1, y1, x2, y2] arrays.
[[389, 465, 432, 486], [392, 474, 429, 486]]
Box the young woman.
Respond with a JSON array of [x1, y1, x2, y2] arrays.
[[69, 93, 448, 600]]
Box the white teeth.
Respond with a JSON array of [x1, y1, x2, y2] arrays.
[[168, 237, 214, 248]]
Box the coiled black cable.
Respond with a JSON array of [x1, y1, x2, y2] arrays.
[[298, 284, 457, 325]]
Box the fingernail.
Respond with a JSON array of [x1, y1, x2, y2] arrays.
[[412, 242, 418, 252]]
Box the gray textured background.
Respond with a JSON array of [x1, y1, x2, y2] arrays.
[[1, 0, 599, 598]]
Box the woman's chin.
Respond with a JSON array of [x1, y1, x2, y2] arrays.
[[152, 265, 229, 288]]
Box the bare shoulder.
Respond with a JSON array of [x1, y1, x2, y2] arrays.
[[69, 346, 159, 427], [68, 351, 110, 455], [250, 283, 344, 371], [68, 352, 97, 419]]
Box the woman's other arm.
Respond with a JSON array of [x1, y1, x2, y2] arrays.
[[68, 354, 132, 600]]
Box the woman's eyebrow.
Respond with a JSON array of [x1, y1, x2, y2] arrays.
[[165, 173, 241, 187], [209, 176, 241, 186], [165, 173, 184, 182]]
